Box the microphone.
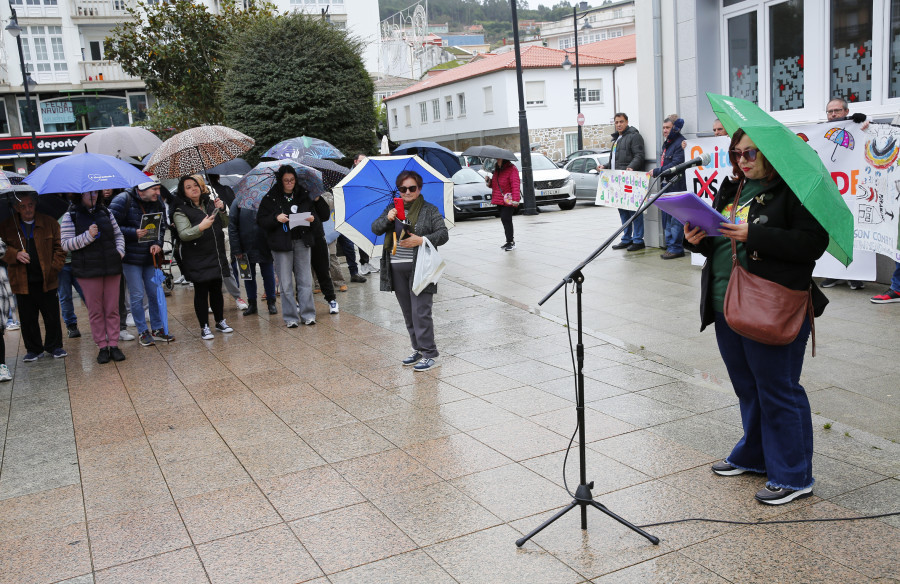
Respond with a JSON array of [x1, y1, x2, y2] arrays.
[[658, 153, 712, 177]]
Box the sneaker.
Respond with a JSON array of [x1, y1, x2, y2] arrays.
[[611, 242, 630, 250], [711, 460, 752, 476], [97, 347, 111, 364], [23, 352, 42, 362], [302, 318, 316, 326], [660, 251, 685, 260], [173, 275, 186, 285], [328, 300, 339, 314], [626, 242, 646, 251], [350, 274, 367, 283], [286, 321, 299, 328], [200, 324, 214, 340], [126, 313, 136, 328], [402, 351, 422, 366], [820, 278, 839, 288], [208, 307, 213, 313], [755, 484, 813, 505], [502, 242, 516, 251], [338, 285, 348, 292], [109, 346, 126, 362], [235, 297, 249, 310], [6, 320, 20, 331], [848, 280, 865, 290], [152, 329, 175, 343], [358, 263, 370, 275], [67, 325, 81, 338], [51, 348, 67, 359], [0, 364, 11, 381], [215, 320, 234, 333], [870, 289, 900, 304], [361, 262, 379, 273], [313, 288, 321, 294], [119, 329, 135, 341], [413, 357, 440, 372], [139, 330, 155, 346]]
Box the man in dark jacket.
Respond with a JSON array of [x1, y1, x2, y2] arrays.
[[598, 112, 646, 250], [109, 180, 174, 346], [228, 198, 277, 315], [0, 192, 67, 361], [652, 116, 687, 259]]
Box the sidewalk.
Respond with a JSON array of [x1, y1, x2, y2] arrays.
[[0, 205, 897, 583]]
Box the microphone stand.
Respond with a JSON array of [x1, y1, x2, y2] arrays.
[[515, 173, 683, 548]]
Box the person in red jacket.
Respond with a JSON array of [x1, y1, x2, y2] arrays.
[[490, 157, 521, 251]]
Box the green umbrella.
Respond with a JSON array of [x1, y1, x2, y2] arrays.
[[706, 92, 854, 266]]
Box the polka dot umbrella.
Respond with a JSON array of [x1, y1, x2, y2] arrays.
[[144, 125, 254, 179]]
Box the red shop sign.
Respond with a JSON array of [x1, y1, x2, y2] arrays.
[[0, 133, 90, 157]]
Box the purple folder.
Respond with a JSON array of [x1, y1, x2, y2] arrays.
[[653, 192, 730, 236]]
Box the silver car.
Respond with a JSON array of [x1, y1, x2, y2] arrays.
[[564, 153, 611, 202]]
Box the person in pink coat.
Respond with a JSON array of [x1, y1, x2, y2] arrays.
[[490, 157, 521, 251]]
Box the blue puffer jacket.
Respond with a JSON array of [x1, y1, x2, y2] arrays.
[[109, 187, 168, 266]]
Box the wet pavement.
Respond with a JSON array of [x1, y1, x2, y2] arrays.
[[0, 203, 897, 583]]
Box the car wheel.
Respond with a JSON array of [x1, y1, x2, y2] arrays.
[[558, 199, 577, 211]]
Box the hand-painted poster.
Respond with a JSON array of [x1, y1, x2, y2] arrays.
[[681, 121, 900, 276], [594, 170, 652, 211]]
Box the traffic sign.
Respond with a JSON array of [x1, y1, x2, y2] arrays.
[[577, 113, 585, 126]]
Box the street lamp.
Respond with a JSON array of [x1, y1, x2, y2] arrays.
[[509, 0, 537, 215], [6, 9, 41, 169], [562, 8, 592, 151]]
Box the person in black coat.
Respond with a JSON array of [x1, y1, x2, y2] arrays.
[[256, 165, 330, 327], [651, 115, 688, 259], [683, 128, 829, 506], [228, 198, 277, 315]]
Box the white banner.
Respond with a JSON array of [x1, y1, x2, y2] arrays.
[[594, 169, 652, 210]]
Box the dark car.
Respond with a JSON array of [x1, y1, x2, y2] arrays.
[[452, 167, 496, 218]]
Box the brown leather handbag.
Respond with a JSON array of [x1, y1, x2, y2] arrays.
[[722, 182, 815, 352]]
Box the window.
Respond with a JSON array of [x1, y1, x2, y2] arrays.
[[445, 96, 453, 118], [769, 0, 803, 111], [564, 132, 579, 157], [419, 102, 428, 123], [574, 79, 602, 103], [831, 0, 872, 103], [129, 94, 148, 122], [20, 95, 132, 133], [457, 93, 467, 116], [404, 105, 411, 126], [391, 108, 398, 128], [88, 41, 103, 61], [483, 86, 493, 113], [525, 81, 545, 106], [21, 26, 68, 76], [0, 102, 9, 135], [727, 12, 758, 103], [891, 0, 900, 98], [432, 99, 440, 120]]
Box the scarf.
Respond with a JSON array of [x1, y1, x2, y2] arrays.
[[404, 194, 425, 232]]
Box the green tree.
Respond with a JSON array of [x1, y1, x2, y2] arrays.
[[104, 0, 276, 134], [220, 12, 377, 162]]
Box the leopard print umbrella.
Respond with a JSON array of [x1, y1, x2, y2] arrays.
[[144, 126, 254, 179]]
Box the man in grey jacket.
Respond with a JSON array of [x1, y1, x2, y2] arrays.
[[597, 112, 646, 251]]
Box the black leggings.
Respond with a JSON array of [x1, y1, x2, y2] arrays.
[[0, 332, 5, 365], [499, 205, 515, 244], [193, 279, 224, 327]]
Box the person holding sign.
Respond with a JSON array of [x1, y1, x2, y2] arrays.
[[599, 113, 646, 251], [60, 191, 126, 364], [257, 165, 330, 328], [173, 176, 233, 341], [683, 129, 829, 505]]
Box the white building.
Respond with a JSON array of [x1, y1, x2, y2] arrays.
[[541, 0, 635, 51], [383, 38, 638, 162]]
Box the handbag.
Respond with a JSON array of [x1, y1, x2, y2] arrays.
[[412, 237, 446, 296], [722, 181, 815, 352]]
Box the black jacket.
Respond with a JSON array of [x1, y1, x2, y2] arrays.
[[69, 206, 122, 279], [651, 130, 686, 192], [174, 201, 230, 283], [109, 188, 168, 266], [685, 176, 830, 331], [612, 125, 645, 171], [228, 199, 272, 264], [257, 186, 330, 252]]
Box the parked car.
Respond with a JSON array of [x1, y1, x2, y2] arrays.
[[482, 153, 577, 210], [559, 148, 610, 168], [455, 152, 485, 172], [564, 153, 611, 202], [451, 167, 496, 218]]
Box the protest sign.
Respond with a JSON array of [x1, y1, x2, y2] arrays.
[[594, 170, 652, 211]]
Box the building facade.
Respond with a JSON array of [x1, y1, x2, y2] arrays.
[[541, 0, 636, 51]]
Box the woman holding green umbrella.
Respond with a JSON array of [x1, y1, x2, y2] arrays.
[[683, 128, 829, 506]]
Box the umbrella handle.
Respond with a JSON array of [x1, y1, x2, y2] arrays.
[[392, 232, 397, 255]]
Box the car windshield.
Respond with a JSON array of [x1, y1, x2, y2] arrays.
[[515, 153, 558, 171], [452, 168, 485, 184]]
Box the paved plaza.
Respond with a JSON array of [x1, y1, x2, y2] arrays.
[[0, 204, 898, 583]]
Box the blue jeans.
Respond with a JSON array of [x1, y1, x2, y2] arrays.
[[57, 264, 85, 326], [337, 235, 359, 276], [122, 263, 165, 334], [891, 261, 900, 292], [714, 312, 814, 491], [661, 211, 684, 254], [618, 208, 644, 245]]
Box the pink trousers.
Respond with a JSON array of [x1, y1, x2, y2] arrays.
[[76, 274, 121, 348]]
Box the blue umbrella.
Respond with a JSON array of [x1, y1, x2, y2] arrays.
[[150, 255, 169, 335], [392, 141, 462, 179], [264, 136, 345, 160], [332, 155, 454, 257], [24, 153, 150, 194]]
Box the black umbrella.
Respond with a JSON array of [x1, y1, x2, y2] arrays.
[[296, 156, 350, 191], [461, 145, 517, 161], [207, 158, 252, 176]]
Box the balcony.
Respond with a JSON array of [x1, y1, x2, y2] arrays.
[[69, 0, 135, 19], [79, 60, 141, 85]]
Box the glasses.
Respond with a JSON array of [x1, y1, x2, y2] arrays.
[[826, 108, 847, 116], [729, 148, 759, 162], [397, 185, 418, 193]]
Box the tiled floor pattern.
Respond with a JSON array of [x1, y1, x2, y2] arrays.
[[1, 208, 899, 583]]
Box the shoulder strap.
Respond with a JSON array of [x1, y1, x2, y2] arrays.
[[729, 180, 744, 265]]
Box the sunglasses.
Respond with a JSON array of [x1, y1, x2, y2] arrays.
[[397, 185, 419, 193], [729, 148, 759, 162]]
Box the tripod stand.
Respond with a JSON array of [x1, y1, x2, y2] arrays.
[[515, 177, 680, 548]]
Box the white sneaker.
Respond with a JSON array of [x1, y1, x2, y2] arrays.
[[328, 300, 339, 314], [235, 298, 249, 310], [215, 320, 234, 333], [6, 320, 20, 331], [118, 330, 135, 341], [0, 364, 11, 382], [200, 324, 214, 340], [173, 275, 186, 285], [362, 262, 379, 273], [126, 313, 135, 328], [357, 263, 370, 275]]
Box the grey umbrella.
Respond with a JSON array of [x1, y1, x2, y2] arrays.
[[461, 145, 517, 161], [71, 126, 163, 159]]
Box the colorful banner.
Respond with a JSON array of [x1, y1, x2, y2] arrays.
[[682, 121, 900, 265], [594, 169, 652, 210]]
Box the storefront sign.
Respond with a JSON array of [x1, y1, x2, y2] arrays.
[[0, 133, 90, 158], [40, 100, 76, 124]]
